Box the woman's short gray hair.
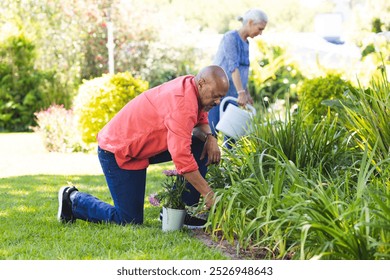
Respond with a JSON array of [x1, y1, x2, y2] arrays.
[[238, 8, 268, 24]]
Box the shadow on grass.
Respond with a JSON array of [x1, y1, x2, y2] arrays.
[[0, 173, 228, 260]]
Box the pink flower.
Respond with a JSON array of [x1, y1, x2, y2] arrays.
[[148, 193, 160, 206], [162, 170, 178, 176]]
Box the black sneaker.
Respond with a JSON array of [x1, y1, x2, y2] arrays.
[[57, 186, 78, 223], [183, 213, 207, 229]]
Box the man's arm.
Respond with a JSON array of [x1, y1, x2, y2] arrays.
[[192, 124, 212, 141], [193, 124, 220, 165], [183, 169, 215, 208]]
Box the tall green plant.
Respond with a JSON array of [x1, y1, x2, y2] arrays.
[[206, 96, 390, 259], [365, 158, 390, 259], [326, 68, 390, 167], [208, 141, 389, 259], [207, 105, 352, 256], [208, 148, 302, 258], [246, 100, 352, 173], [295, 150, 390, 260]]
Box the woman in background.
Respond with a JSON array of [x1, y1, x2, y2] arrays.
[[208, 8, 268, 147]]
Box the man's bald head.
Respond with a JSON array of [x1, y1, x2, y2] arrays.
[[196, 65, 229, 90], [195, 65, 229, 112]]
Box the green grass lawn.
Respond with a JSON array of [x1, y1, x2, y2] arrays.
[[0, 163, 228, 260]]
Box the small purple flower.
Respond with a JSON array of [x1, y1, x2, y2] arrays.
[[148, 193, 160, 206], [162, 169, 178, 176]]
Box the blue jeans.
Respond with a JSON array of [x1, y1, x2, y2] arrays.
[[72, 136, 207, 225]]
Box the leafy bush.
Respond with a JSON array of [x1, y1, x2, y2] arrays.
[[249, 41, 305, 105], [34, 105, 86, 153], [298, 73, 353, 123], [74, 72, 148, 143], [0, 33, 71, 131], [371, 17, 390, 33], [0, 34, 42, 131]]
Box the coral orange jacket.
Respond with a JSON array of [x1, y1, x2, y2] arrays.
[[97, 75, 208, 174]]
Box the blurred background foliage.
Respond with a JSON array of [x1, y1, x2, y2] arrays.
[[0, 0, 389, 137], [0, 0, 389, 259]]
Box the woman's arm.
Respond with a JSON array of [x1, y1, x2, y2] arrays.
[[222, 32, 252, 106], [232, 68, 252, 106], [232, 68, 246, 106]]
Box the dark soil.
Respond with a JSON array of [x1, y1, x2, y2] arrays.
[[191, 229, 269, 260]]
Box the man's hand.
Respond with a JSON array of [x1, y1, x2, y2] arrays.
[[182, 170, 216, 209], [200, 135, 220, 166], [204, 190, 215, 209]]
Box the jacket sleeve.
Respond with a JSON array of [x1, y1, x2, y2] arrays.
[[164, 110, 198, 174], [198, 111, 209, 125]]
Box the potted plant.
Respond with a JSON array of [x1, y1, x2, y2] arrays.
[[149, 170, 188, 231]]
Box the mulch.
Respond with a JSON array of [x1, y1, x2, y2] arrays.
[[191, 229, 270, 260]]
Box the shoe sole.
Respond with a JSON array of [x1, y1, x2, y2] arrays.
[[57, 186, 68, 222]]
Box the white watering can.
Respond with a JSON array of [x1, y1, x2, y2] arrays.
[[216, 96, 256, 139]]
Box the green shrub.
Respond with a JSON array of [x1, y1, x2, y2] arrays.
[[249, 42, 304, 105], [298, 73, 353, 123], [74, 72, 148, 143], [34, 105, 87, 153], [0, 34, 41, 131], [0, 33, 71, 131]]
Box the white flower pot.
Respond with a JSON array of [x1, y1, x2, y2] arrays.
[[162, 207, 186, 232]]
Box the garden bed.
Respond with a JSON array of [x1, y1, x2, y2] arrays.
[[192, 229, 270, 260]]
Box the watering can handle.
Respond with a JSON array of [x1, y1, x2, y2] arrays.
[[219, 96, 256, 118]]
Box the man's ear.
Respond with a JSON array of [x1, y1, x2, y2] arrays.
[[198, 78, 206, 89]]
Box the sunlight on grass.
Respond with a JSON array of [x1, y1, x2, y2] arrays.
[[0, 169, 227, 260], [14, 205, 37, 213], [8, 190, 30, 196]]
